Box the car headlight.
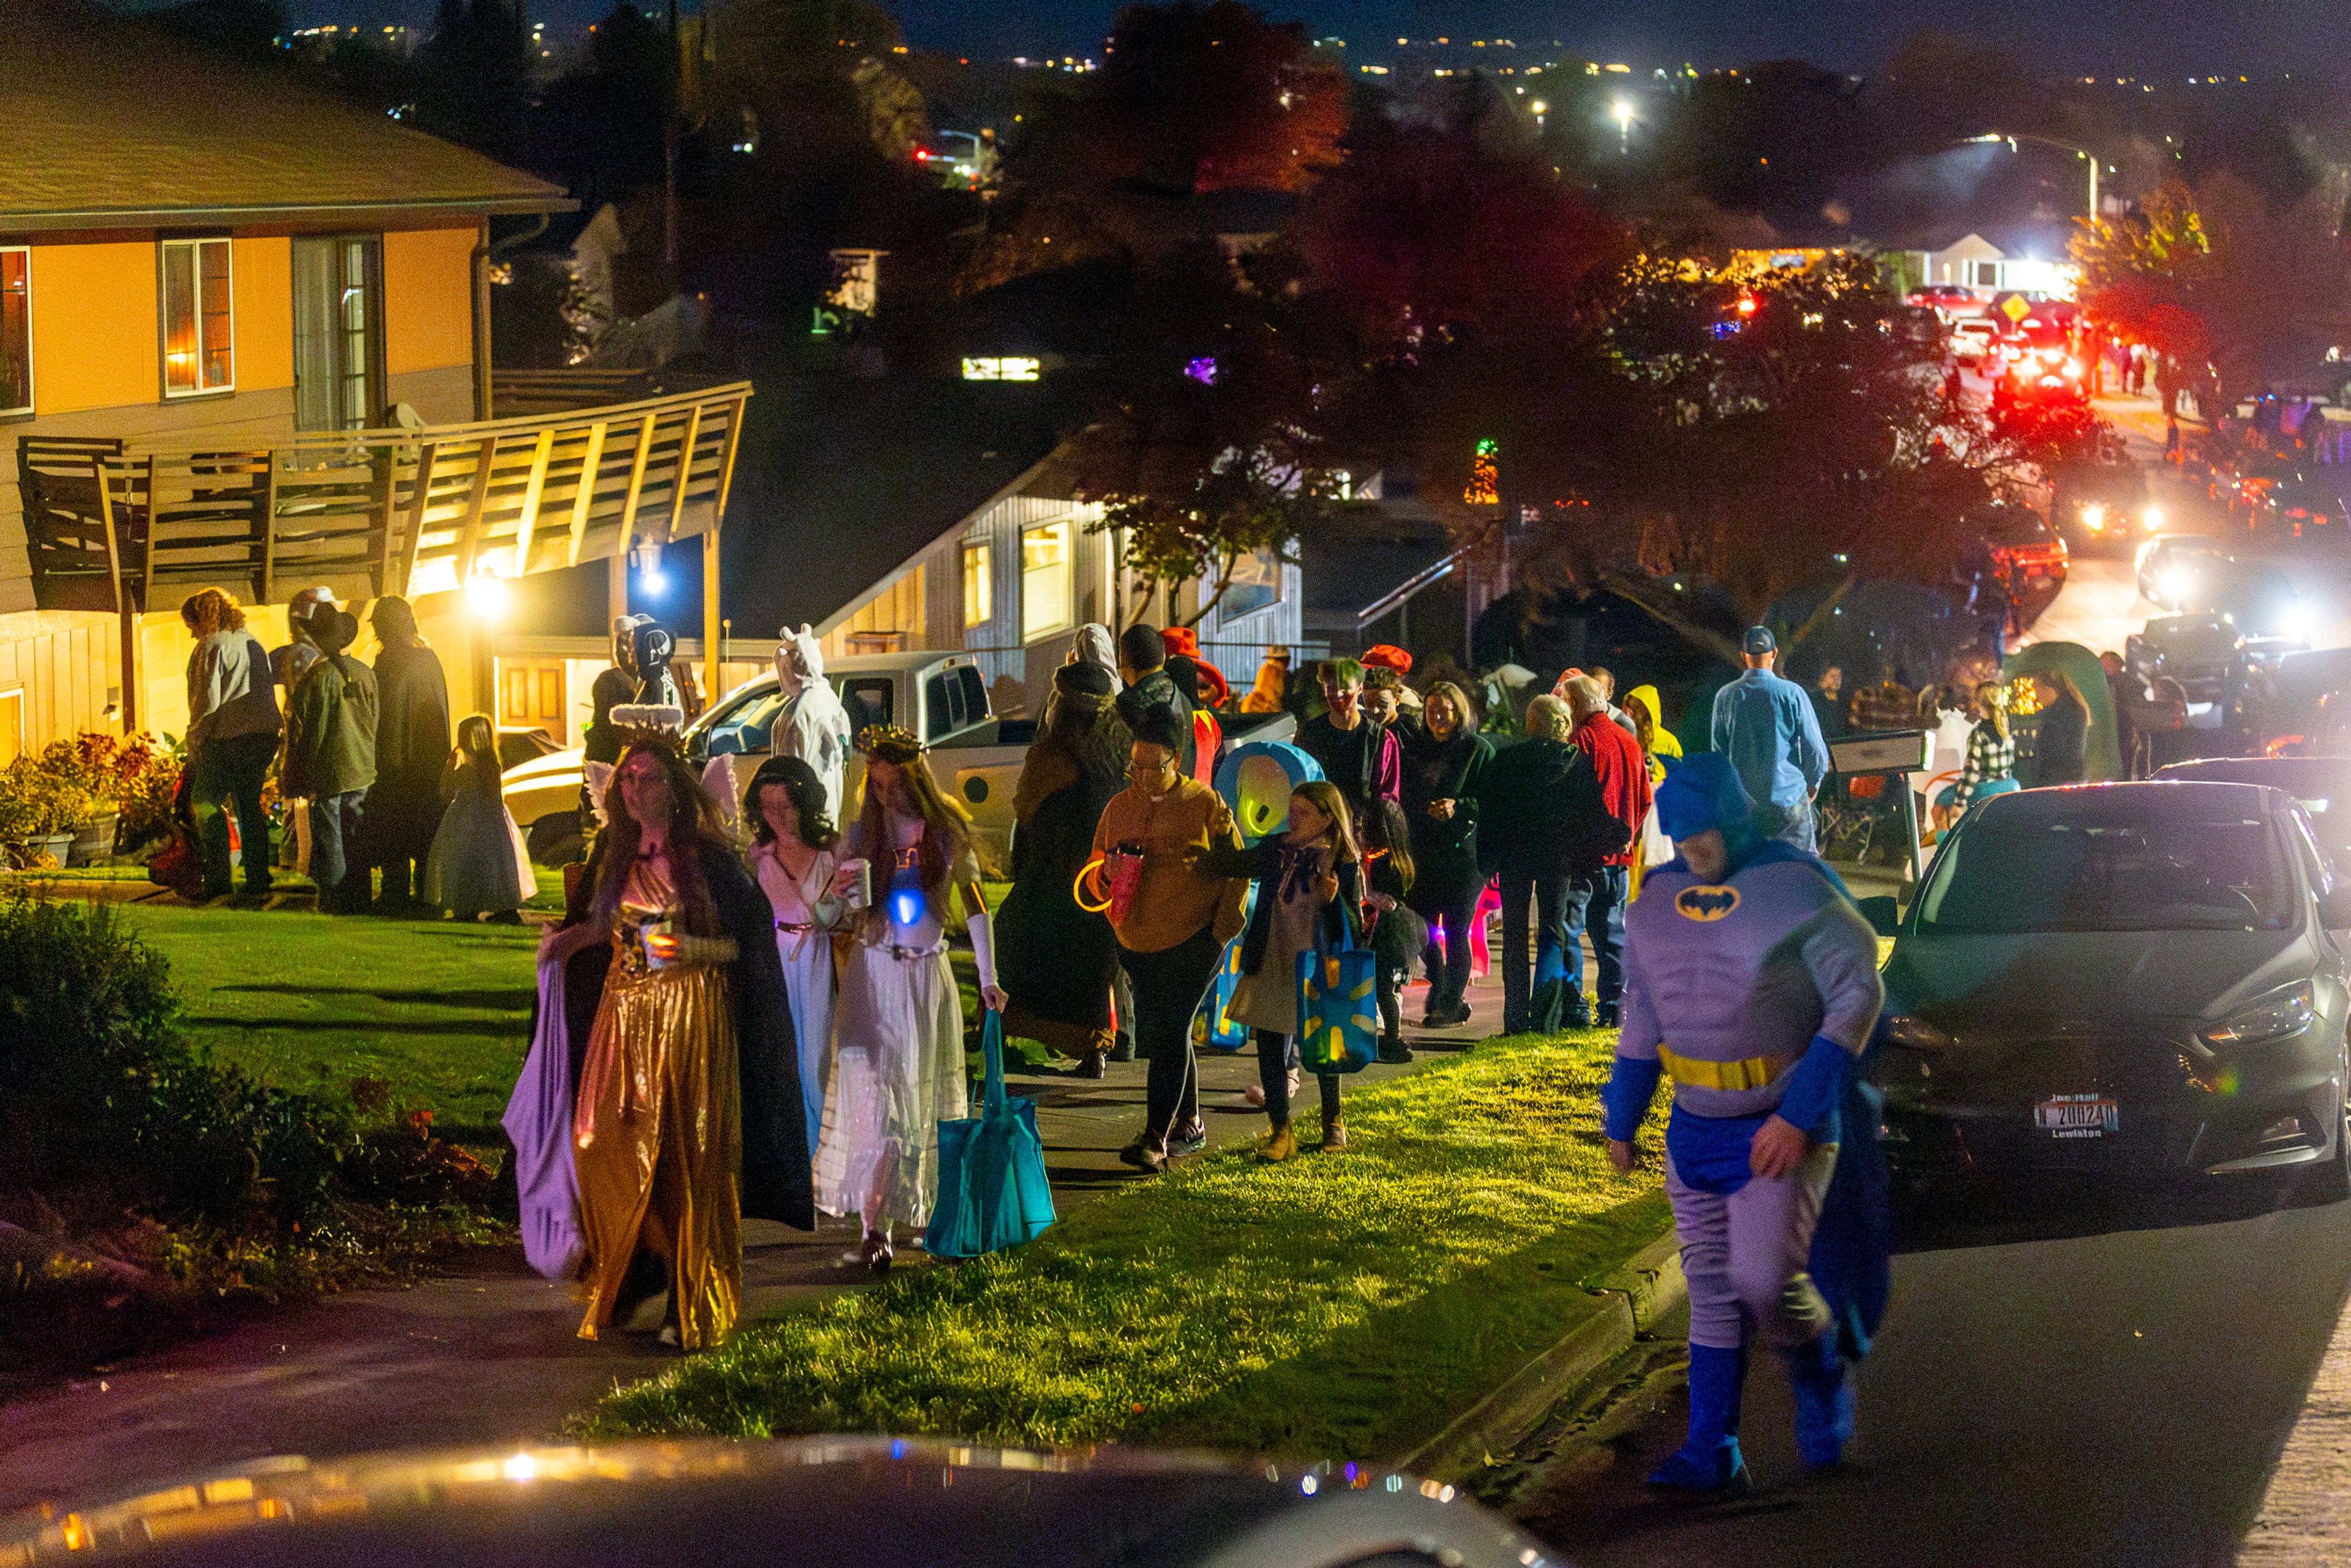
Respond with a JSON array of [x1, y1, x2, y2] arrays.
[[2081, 503, 2107, 530], [2142, 505, 2164, 530], [1884, 1014, 1957, 1052], [2161, 569, 2189, 599], [2199, 981, 2316, 1050]]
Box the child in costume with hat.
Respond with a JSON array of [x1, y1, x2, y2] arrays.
[[1601, 753, 1884, 1493], [816, 724, 1006, 1271]]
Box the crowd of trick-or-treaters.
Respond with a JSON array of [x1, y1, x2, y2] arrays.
[[503, 618, 1695, 1351]]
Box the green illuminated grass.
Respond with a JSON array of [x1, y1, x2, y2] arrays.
[[116, 904, 539, 1135], [571, 1030, 1668, 1459]]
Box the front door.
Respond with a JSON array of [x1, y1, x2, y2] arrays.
[[498, 659, 568, 744], [291, 236, 384, 432]]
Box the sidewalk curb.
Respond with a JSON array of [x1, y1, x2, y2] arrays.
[[1395, 1228, 1686, 1482]]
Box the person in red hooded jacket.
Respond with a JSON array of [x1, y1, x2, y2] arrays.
[[1563, 674, 1650, 1028]]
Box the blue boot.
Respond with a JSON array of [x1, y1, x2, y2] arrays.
[[1648, 1343, 1751, 1495], [1784, 1332, 1856, 1470]]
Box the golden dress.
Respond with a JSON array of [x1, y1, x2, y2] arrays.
[[572, 871, 743, 1349]]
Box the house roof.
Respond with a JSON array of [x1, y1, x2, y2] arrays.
[[718, 372, 1071, 636], [0, 0, 569, 231]]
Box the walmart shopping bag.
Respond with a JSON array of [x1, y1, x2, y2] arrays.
[[1296, 922, 1379, 1075], [1191, 885, 1256, 1054], [927, 1010, 1057, 1258]]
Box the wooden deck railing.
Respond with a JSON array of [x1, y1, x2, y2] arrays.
[[488, 367, 658, 417], [19, 381, 752, 613]]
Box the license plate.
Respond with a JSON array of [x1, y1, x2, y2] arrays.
[[2025, 565, 2045, 577], [2036, 1094, 2119, 1139]]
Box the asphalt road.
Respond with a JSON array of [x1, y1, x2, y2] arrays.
[[1528, 1185, 2351, 1568]]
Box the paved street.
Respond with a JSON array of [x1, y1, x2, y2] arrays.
[[1525, 1189, 2351, 1568], [2018, 394, 2351, 662]]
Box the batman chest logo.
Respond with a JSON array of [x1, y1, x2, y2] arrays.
[[1675, 885, 1741, 921]]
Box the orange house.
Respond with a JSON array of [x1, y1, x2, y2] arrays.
[[0, 0, 570, 758]]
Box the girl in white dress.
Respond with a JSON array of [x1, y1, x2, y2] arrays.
[[423, 714, 536, 921], [744, 755, 858, 1166], [816, 725, 1007, 1271]]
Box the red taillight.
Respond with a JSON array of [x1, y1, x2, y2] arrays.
[[914, 148, 932, 160]]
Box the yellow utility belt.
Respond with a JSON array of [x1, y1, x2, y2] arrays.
[[1657, 1045, 1793, 1092]]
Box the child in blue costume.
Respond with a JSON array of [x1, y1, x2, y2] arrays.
[[1602, 752, 1885, 1494]]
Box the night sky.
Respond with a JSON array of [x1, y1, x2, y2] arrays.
[[263, 0, 2351, 77]]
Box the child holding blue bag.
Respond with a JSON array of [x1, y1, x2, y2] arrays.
[[1190, 779, 1366, 1163]]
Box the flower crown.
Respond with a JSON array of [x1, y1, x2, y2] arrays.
[[857, 723, 925, 764]]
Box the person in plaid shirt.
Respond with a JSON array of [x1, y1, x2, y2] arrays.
[[1954, 680, 2016, 809]]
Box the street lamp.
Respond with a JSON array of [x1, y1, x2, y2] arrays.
[[1966, 131, 2104, 225], [1531, 99, 1547, 129]]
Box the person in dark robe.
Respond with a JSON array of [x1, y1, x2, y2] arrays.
[[2028, 671, 2092, 786], [999, 661, 1130, 1076], [584, 617, 647, 768], [365, 595, 452, 909]]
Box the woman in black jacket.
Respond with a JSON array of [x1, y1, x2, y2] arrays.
[[2030, 671, 2093, 786], [1189, 781, 1365, 1163], [1398, 682, 1491, 1028]]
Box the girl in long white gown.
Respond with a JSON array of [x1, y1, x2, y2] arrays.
[[743, 756, 856, 1165], [814, 725, 1007, 1272]]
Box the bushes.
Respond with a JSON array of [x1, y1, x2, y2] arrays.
[[0, 895, 350, 1232]]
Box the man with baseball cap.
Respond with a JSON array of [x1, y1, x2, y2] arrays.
[[1709, 626, 1828, 852]]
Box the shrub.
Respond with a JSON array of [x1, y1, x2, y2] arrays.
[[0, 896, 351, 1231]]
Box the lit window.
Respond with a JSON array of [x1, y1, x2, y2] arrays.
[[1021, 520, 1074, 642], [0, 248, 27, 416], [962, 356, 1041, 381], [162, 238, 234, 396], [962, 539, 992, 627]]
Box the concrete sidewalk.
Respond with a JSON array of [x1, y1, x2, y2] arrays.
[[0, 969, 1506, 1514]]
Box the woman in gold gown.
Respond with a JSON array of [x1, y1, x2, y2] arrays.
[[538, 737, 812, 1349]]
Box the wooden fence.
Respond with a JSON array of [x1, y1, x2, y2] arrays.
[[18, 381, 751, 613]]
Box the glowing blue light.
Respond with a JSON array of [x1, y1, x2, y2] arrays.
[[890, 883, 927, 928], [1185, 356, 1218, 384], [638, 566, 669, 595]]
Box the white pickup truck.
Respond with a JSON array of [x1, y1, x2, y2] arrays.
[[503, 649, 1291, 870]]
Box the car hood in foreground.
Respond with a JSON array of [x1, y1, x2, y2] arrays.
[[0, 1439, 1550, 1568], [1886, 927, 2309, 1030]]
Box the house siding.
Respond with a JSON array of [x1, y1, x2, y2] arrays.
[[384, 227, 478, 378], [809, 467, 1304, 723], [0, 225, 484, 751]]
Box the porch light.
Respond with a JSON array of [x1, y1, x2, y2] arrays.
[[465, 569, 510, 623]]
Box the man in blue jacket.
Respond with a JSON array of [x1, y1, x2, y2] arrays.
[[1602, 753, 1884, 1495], [1710, 626, 1829, 851]]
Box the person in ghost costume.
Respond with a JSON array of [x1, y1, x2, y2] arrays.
[[774, 625, 853, 823]]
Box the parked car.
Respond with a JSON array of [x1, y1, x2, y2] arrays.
[[501, 651, 1032, 871], [0, 1438, 1550, 1568], [1979, 505, 2068, 627], [1907, 282, 1987, 318], [2158, 757, 2351, 871], [1872, 782, 2351, 1202], [2254, 470, 2346, 540], [1949, 318, 1997, 363], [503, 651, 1295, 870], [2135, 535, 2234, 609], [494, 724, 563, 772], [2124, 613, 2246, 721]]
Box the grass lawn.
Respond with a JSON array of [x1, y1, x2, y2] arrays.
[[571, 1029, 1670, 1460], [118, 904, 540, 1137], [111, 898, 1019, 1138]]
